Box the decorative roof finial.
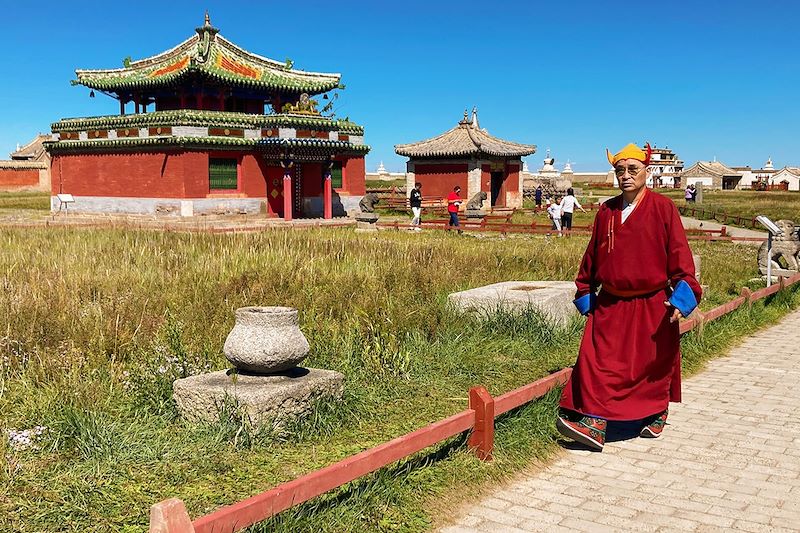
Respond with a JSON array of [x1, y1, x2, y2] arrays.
[[463, 109, 468, 121], [471, 106, 479, 128], [204, 10, 211, 26]]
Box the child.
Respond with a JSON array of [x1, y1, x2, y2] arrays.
[[547, 197, 562, 237]]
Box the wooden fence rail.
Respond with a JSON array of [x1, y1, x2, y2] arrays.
[[150, 272, 800, 533]]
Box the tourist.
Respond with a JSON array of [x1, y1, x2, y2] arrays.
[[447, 186, 463, 233], [690, 184, 698, 202], [685, 183, 694, 203], [409, 182, 423, 230], [535, 185, 543, 209], [556, 143, 701, 451], [547, 196, 562, 237], [558, 187, 586, 235]]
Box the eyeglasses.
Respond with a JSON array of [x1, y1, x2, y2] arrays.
[[614, 165, 645, 177]]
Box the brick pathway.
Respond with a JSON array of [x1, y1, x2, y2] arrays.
[[440, 308, 800, 532]]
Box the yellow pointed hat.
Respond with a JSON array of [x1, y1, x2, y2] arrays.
[[606, 143, 652, 167]]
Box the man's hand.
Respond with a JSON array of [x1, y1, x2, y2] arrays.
[[664, 300, 683, 323]]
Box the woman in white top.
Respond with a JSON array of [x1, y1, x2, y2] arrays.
[[559, 187, 587, 234]]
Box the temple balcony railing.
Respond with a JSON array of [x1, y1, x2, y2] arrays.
[[45, 110, 368, 156]]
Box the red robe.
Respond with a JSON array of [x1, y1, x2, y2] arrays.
[[559, 189, 702, 421]]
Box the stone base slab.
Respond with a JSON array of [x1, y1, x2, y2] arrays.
[[173, 367, 344, 430], [448, 280, 577, 324]]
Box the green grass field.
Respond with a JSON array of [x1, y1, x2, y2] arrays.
[[0, 191, 50, 212], [0, 226, 797, 532], [577, 187, 799, 228]]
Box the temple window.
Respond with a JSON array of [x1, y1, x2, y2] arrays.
[[209, 158, 238, 190], [330, 161, 343, 188]]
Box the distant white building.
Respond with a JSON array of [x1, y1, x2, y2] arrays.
[[736, 158, 778, 190], [365, 161, 406, 182], [767, 166, 800, 191]]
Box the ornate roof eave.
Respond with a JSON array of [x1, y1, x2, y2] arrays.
[[51, 110, 365, 135], [72, 20, 341, 96], [73, 65, 341, 95], [44, 136, 369, 155]]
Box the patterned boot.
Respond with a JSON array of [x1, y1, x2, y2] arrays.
[[640, 409, 668, 438], [556, 413, 607, 451]]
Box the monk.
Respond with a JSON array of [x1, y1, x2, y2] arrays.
[[556, 143, 701, 451]]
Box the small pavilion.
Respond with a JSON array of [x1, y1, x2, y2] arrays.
[[395, 109, 536, 209], [45, 14, 369, 219]]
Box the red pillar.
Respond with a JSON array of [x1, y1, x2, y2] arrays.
[[323, 163, 333, 219], [282, 160, 293, 222], [119, 99, 125, 115]]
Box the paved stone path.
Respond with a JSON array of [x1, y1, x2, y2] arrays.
[[680, 215, 766, 244], [440, 308, 800, 532]]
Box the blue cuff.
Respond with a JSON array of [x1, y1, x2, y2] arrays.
[[573, 293, 595, 316], [669, 280, 698, 317]]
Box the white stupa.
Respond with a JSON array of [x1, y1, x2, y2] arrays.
[[377, 161, 389, 176], [764, 157, 774, 171], [538, 148, 559, 178]]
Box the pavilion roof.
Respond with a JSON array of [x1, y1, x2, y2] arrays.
[[10, 134, 49, 161], [681, 161, 740, 178], [73, 15, 341, 95], [395, 109, 536, 159]]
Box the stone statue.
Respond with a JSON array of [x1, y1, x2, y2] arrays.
[[359, 193, 380, 213], [758, 219, 800, 276], [466, 191, 488, 211]]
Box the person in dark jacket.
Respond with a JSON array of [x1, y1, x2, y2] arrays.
[[409, 182, 423, 229], [535, 185, 543, 209]]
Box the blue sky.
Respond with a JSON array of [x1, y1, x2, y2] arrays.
[[1, 0, 798, 172]]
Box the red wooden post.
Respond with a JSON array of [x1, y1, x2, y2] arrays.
[[779, 276, 785, 291], [741, 286, 752, 307], [282, 159, 293, 222], [720, 226, 727, 237], [467, 386, 495, 461], [149, 498, 195, 533], [323, 164, 333, 220]]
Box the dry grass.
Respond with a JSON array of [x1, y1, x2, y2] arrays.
[[0, 226, 792, 532]]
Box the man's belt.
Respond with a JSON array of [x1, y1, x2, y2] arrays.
[[601, 283, 667, 298]]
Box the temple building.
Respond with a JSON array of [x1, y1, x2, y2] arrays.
[[44, 15, 369, 219], [395, 109, 536, 209], [680, 160, 741, 189], [0, 135, 51, 191]]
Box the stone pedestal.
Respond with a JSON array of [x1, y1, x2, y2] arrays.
[[466, 209, 486, 220], [173, 305, 344, 431], [173, 367, 344, 430], [448, 281, 577, 324], [354, 213, 379, 232]]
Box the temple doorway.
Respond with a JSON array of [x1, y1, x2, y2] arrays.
[[490, 171, 504, 207]]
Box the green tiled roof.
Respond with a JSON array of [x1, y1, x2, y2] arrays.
[[45, 136, 370, 156], [51, 110, 364, 135], [73, 22, 340, 95]]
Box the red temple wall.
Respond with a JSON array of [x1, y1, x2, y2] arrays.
[[181, 152, 212, 197], [481, 165, 491, 193], [414, 163, 469, 198], [52, 152, 189, 198], [0, 168, 40, 188], [51, 152, 363, 205], [343, 157, 366, 195], [240, 154, 268, 197], [505, 163, 520, 192]]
